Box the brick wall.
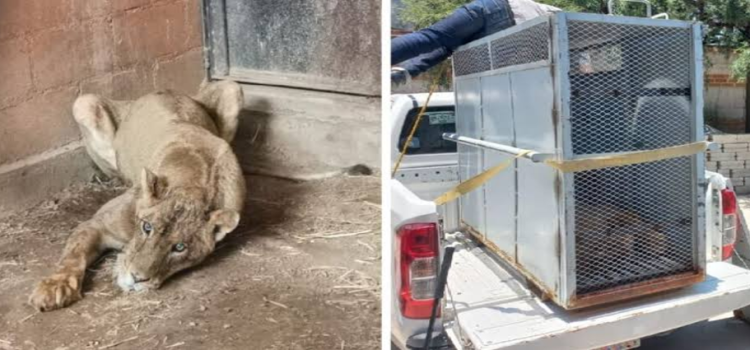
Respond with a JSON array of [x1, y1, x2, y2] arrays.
[[705, 48, 747, 133], [706, 73, 745, 88], [706, 134, 750, 194], [0, 0, 204, 166], [0, 0, 204, 213]]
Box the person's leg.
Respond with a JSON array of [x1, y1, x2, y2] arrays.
[[473, 0, 516, 41], [392, 1, 486, 65]]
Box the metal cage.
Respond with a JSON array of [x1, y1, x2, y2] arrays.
[[452, 12, 705, 309]]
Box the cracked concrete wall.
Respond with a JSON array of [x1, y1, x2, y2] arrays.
[[0, 0, 205, 213]]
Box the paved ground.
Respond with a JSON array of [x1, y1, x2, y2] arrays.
[[639, 195, 750, 349], [640, 313, 750, 349]]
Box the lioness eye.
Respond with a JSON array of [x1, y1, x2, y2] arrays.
[[173, 242, 187, 253], [141, 221, 153, 235]]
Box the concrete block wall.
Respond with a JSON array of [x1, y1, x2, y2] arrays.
[[706, 134, 750, 194], [0, 0, 204, 213]]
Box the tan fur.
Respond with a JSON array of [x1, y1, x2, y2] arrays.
[[29, 81, 246, 311]]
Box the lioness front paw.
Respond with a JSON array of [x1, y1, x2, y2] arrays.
[[28, 273, 82, 311]]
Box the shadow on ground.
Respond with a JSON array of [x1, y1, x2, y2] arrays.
[[640, 313, 750, 350]]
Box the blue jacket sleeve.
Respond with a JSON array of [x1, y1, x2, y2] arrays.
[[399, 46, 453, 78], [392, 32, 444, 66]]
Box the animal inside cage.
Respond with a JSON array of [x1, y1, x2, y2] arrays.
[[451, 12, 705, 309]]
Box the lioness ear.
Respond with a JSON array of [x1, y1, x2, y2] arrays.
[[194, 80, 244, 142], [210, 209, 240, 242], [140, 168, 161, 202]]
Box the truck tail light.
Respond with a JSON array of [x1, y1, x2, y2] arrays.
[[721, 189, 738, 261], [398, 223, 439, 319]]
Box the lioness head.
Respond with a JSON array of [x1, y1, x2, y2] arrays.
[[115, 169, 239, 292]]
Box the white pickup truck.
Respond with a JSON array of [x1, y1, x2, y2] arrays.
[[390, 92, 750, 350]]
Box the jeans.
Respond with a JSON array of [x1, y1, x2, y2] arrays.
[[392, 0, 515, 77]]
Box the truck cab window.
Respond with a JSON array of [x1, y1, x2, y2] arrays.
[[398, 106, 457, 155]]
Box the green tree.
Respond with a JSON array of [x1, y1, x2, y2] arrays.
[[399, 0, 697, 25], [400, 0, 468, 29], [536, 0, 604, 13], [706, 0, 750, 131]]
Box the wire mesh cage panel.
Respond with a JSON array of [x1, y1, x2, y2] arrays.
[[567, 19, 697, 297], [490, 20, 550, 70], [452, 13, 704, 309], [454, 21, 551, 76], [573, 158, 695, 295], [454, 44, 492, 76], [567, 20, 693, 155]]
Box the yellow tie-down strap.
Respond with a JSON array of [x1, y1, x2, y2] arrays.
[[434, 141, 708, 206], [434, 151, 532, 206]]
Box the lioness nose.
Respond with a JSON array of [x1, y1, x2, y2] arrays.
[[131, 273, 151, 283]]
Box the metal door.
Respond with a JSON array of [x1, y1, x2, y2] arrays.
[[202, 0, 381, 96]]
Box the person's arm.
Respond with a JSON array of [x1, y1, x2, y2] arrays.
[[399, 46, 453, 78], [392, 32, 443, 66]]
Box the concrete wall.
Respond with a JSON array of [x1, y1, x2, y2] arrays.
[[705, 48, 746, 132], [0, 0, 204, 213], [706, 134, 750, 194], [235, 84, 381, 175]]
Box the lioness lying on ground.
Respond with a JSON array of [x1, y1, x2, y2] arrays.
[[29, 81, 246, 311]]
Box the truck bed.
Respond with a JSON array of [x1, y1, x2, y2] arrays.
[[444, 233, 750, 350]]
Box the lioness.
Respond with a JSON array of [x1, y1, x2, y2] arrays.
[[29, 81, 246, 311]]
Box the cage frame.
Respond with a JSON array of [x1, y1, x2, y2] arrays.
[[451, 12, 706, 309]]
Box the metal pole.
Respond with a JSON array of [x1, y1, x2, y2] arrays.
[[608, 0, 652, 17], [442, 133, 552, 162]]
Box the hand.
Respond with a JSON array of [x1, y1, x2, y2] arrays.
[[391, 67, 411, 87], [28, 271, 82, 311]]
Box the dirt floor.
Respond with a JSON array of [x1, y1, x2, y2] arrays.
[[0, 173, 381, 350]]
